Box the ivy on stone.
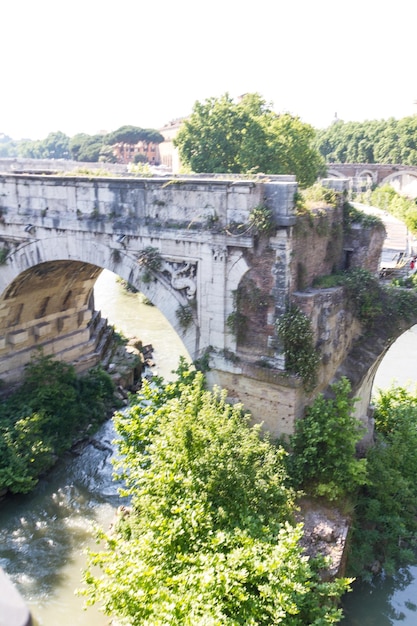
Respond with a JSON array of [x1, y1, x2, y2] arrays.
[[276, 304, 320, 390]]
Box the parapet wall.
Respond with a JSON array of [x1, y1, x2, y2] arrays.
[[0, 173, 297, 232]]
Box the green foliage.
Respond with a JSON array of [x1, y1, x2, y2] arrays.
[[316, 116, 417, 166], [174, 93, 325, 187], [314, 268, 384, 328], [111, 326, 128, 345], [276, 304, 320, 390], [127, 161, 153, 176], [248, 204, 275, 234], [137, 246, 162, 282], [71, 125, 163, 165], [343, 202, 384, 230], [312, 272, 345, 289], [81, 363, 351, 624], [17, 130, 70, 159], [314, 269, 417, 333], [300, 183, 339, 208], [64, 167, 112, 177], [348, 385, 417, 579], [226, 287, 250, 342], [176, 304, 194, 330], [342, 268, 383, 326], [361, 185, 417, 236], [0, 353, 115, 494], [104, 125, 163, 147], [69, 133, 107, 162], [0, 245, 9, 264], [288, 377, 366, 501]]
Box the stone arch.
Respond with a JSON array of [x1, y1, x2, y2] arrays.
[[0, 236, 200, 384], [380, 170, 417, 198], [356, 169, 377, 186], [9, 236, 198, 351], [381, 170, 417, 186], [330, 312, 417, 445], [326, 169, 347, 179]]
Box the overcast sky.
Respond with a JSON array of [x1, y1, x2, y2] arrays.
[[2, 0, 416, 140]]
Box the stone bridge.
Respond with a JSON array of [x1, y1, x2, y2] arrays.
[[0, 171, 415, 438], [326, 163, 417, 196]]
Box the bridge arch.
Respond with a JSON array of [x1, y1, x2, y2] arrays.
[[381, 170, 417, 184], [331, 308, 417, 443], [0, 235, 202, 383], [356, 169, 377, 186], [325, 169, 347, 179], [0, 221, 254, 385]]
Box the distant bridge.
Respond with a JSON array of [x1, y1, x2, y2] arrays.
[[326, 163, 417, 196]]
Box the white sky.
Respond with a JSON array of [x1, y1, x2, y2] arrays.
[[2, 0, 417, 140]]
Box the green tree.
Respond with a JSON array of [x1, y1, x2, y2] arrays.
[[42, 130, 70, 158], [174, 93, 325, 187], [0, 353, 115, 494], [287, 377, 367, 501], [0, 134, 18, 157], [17, 131, 70, 159], [69, 133, 107, 162], [315, 116, 417, 166], [104, 125, 163, 147], [349, 385, 417, 578], [81, 363, 351, 624]]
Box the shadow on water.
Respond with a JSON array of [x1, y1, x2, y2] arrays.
[[341, 566, 417, 625]]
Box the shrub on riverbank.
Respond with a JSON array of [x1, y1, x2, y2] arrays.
[[0, 353, 115, 494], [81, 361, 351, 625], [286, 377, 367, 501], [348, 385, 417, 579]]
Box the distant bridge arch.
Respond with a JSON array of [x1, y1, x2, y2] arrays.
[[325, 163, 417, 197], [380, 169, 417, 186]]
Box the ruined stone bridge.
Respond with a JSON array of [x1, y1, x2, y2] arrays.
[[0, 171, 415, 438]]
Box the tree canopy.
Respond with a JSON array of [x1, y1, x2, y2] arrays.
[[315, 116, 417, 165], [81, 362, 351, 624], [0, 125, 164, 163], [104, 125, 164, 146], [173, 93, 325, 187]]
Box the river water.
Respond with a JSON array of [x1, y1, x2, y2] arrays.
[[0, 270, 189, 626], [1, 269, 417, 625]]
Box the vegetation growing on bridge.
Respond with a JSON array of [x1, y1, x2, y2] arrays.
[[0, 244, 9, 264], [137, 246, 163, 283], [276, 304, 320, 390], [0, 353, 115, 494], [81, 361, 351, 624]]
